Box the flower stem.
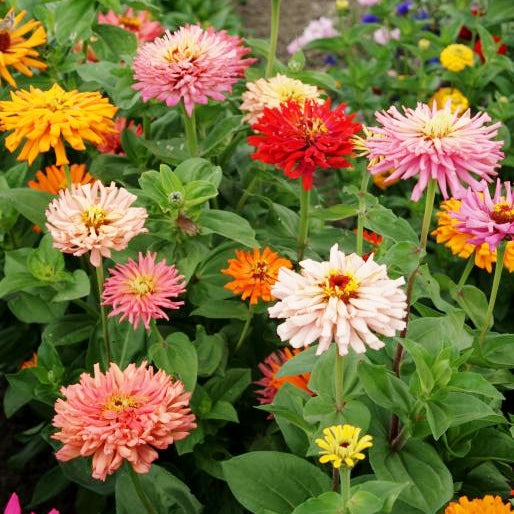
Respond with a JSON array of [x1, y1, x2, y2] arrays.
[[235, 303, 254, 352], [297, 188, 311, 262], [95, 260, 111, 364], [455, 255, 475, 294], [236, 173, 259, 214], [63, 164, 72, 191], [181, 101, 198, 156], [332, 467, 340, 492], [419, 178, 437, 252], [151, 319, 166, 346], [340, 467, 351, 511], [479, 243, 505, 344], [265, 0, 281, 78], [335, 352, 345, 413], [356, 171, 370, 256], [128, 466, 158, 514], [143, 113, 151, 140]]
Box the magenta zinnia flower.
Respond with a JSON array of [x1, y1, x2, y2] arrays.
[[365, 102, 504, 201], [4, 493, 59, 514], [52, 361, 196, 481], [45, 180, 148, 267], [132, 24, 255, 116], [102, 252, 186, 329], [453, 180, 514, 251]]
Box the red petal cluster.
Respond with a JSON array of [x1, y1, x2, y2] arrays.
[[248, 99, 362, 190]]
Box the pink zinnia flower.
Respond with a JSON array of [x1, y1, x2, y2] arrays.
[[102, 252, 186, 330], [96, 116, 143, 155], [4, 492, 59, 514], [45, 180, 148, 267], [453, 180, 514, 251], [268, 244, 407, 356], [52, 361, 196, 481], [287, 17, 339, 55], [365, 102, 504, 201], [132, 24, 256, 116], [98, 8, 164, 43]]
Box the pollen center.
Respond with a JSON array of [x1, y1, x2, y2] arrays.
[[303, 118, 328, 139], [81, 205, 107, 230], [323, 271, 359, 301], [104, 394, 139, 413], [0, 31, 11, 52], [119, 15, 141, 30], [422, 111, 454, 138], [491, 201, 514, 224], [128, 275, 155, 296], [164, 41, 203, 63], [252, 260, 268, 280]]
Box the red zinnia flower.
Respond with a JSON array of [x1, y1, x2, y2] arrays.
[[474, 36, 507, 62], [247, 99, 361, 190]]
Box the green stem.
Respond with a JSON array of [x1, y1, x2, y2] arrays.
[[479, 243, 505, 344], [181, 101, 198, 156], [419, 178, 437, 252], [236, 173, 259, 214], [456, 255, 475, 294], [151, 319, 166, 346], [128, 466, 158, 514], [63, 164, 72, 191], [72, 298, 97, 318], [265, 0, 281, 78], [297, 188, 311, 261], [95, 260, 111, 364], [335, 353, 345, 413], [340, 467, 351, 511], [235, 304, 254, 352], [356, 171, 370, 256], [143, 113, 151, 140]]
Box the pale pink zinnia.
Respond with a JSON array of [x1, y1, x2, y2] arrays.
[[102, 252, 186, 329], [98, 8, 164, 43], [52, 361, 196, 481], [132, 24, 256, 116], [365, 102, 504, 201], [453, 179, 514, 251], [268, 244, 407, 356], [45, 180, 148, 267]]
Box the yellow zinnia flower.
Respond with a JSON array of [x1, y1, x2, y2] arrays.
[[0, 83, 117, 165], [440, 44, 474, 72], [429, 87, 469, 114], [445, 495, 512, 513], [0, 10, 47, 88], [315, 424, 373, 469]]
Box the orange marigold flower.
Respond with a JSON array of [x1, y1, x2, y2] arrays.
[[20, 352, 38, 370], [0, 83, 117, 166], [445, 495, 512, 513], [0, 10, 47, 88], [28, 164, 95, 195], [221, 247, 293, 304]]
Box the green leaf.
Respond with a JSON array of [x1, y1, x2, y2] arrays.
[[29, 466, 69, 508], [370, 438, 453, 513], [276, 345, 318, 377], [349, 480, 407, 514], [447, 372, 504, 399], [204, 400, 238, 422], [52, 270, 90, 302], [0, 188, 53, 228], [365, 204, 418, 243], [191, 299, 249, 320], [193, 326, 226, 376], [380, 242, 423, 277], [0, 272, 43, 298], [204, 368, 251, 403], [304, 397, 371, 432], [174, 157, 223, 188], [200, 115, 242, 156], [149, 332, 198, 393], [109, 320, 146, 370], [94, 23, 137, 58], [8, 292, 67, 323], [54, 0, 96, 44], [184, 181, 218, 209], [479, 334, 514, 368], [43, 314, 95, 346], [59, 458, 115, 495], [311, 204, 359, 221], [198, 209, 259, 247], [449, 284, 491, 329], [292, 492, 344, 514], [222, 451, 331, 514]]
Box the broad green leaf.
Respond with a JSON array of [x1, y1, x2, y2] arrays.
[[184, 181, 218, 209], [0, 273, 43, 298], [43, 314, 95, 346], [54, 0, 96, 44], [447, 372, 504, 399], [480, 334, 514, 368], [8, 292, 67, 324], [365, 204, 418, 243], [464, 427, 514, 465], [450, 284, 491, 330], [276, 345, 318, 377], [203, 400, 238, 422], [349, 480, 407, 514], [311, 204, 359, 221], [59, 458, 115, 495], [0, 189, 53, 228], [193, 326, 226, 376], [29, 466, 69, 508], [303, 396, 370, 431], [198, 209, 258, 247], [52, 270, 90, 302], [94, 23, 137, 58], [292, 492, 343, 514], [200, 115, 243, 156], [222, 451, 331, 514], [108, 320, 146, 370], [191, 299, 249, 320], [174, 158, 223, 188], [380, 242, 423, 277], [204, 368, 251, 403]]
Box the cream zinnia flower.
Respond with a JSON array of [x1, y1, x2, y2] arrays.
[[268, 244, 407, 355]]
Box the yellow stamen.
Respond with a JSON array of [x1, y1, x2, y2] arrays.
[[491, 201, 514, 224], [119, 15, 141, 29], [323, 270, 359, 301], [104, 394, 139, 413], [81, 205, 107, 230], [422, 111, 455, 138], [128, 275, 155, 296]]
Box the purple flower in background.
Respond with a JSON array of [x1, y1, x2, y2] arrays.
[[324, 54, 338, 66], [396, 1, 412, 15], [426, 57, 439, 65], [415, 10, 429, 20], [361, 14, 381, 23]]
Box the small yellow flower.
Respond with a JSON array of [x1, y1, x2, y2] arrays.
[[418, 38, 430, 50], [315, 424, 373, 469], [429, 87, 469, 114], [336, 0, 349, 10], [440, 44, 474, 72], [445, 494, 513, 513]]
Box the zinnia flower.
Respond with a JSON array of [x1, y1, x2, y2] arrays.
[[222, 247, 293, 305], [4, 492, 59, 514], [132, 24, 255, 116], [248, 99, 361, 191], [315, 424, 373, 469], [365, 101, 504, 201], [20, 352, 38, 370], [96, 116, 143, 155], [52, 361, 196, 481], [287, 17, 339, 55], [268, 244, 407, 356], [45, 180, 148, 267], [102, 252, 186, 330], [373, 27, 400, 45], [432, 198, 514, 273], [255, 347, 313, 407], [445, 495, 512, 513], [474, 36, 507, 62], [0, 10, 47, 88], [28, 164, 94, 195], [452, 180, 514, 251], [98, 8, 164, 43], [440, 44, 474, 72], [429, 87, 469, 114], [240, 74, 321, 125], [0, 83, 117, 165]]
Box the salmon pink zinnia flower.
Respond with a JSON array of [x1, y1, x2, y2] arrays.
[[268, 244, 407, 356], [102, 252, 186, 330], [52, 361, 196, 481], [98, 8, 164, 43], [248, 99, 362, 190], [132, 24, 255, 116], [365, 102, 504, 201], [45, 180, 148, 267]]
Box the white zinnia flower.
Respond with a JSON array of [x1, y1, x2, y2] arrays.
[[268, 244, 407, 356]]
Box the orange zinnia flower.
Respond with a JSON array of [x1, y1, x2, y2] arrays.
[[445, 495, 512, 513], [221, 247, 293, 304], [28, 164, 95, 195], [20, 352, 38, 370], [0, 10, 47, 88]]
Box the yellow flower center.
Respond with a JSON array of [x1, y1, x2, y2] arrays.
[[104, 394, 139, 413], [164, 40, 203, 63], [128, 275, 155, 296], [491, 201, 514, 224], [324, 271, 359, 301], [301, 118, 328, 140], [119, 15, 142, 30], [252, 260, 268, 280], [81, 205, 107, 230], [0, 31, 11, 52], [422, 111, 455, 138]]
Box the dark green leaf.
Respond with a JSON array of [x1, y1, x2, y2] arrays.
[[43, 314, 95, 346], [0, 189, 53, 228], [191, 299, 249, 320], [94, 23, 137, 57], [292, 492, 343, 514], [198, 209, 259, 247]]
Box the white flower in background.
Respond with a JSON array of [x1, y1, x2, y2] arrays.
[[287, 17, 339, 54], [373, 27, 401, 45]]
